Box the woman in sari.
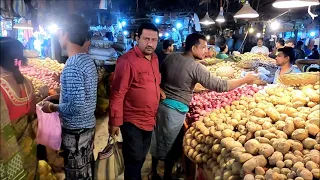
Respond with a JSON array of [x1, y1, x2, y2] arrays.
[[0, 37, 37, 180]]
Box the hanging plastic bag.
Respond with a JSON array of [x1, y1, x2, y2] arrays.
[[36, 104, 61, 150], [95, 136, 124, 180]]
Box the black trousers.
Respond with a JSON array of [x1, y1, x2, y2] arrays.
[[121, 123, 152, 180]]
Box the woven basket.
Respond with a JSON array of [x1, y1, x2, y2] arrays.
[[279, 72, 320, 86], [239, 61, 258, 69]]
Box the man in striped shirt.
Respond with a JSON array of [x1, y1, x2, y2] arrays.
[[42, 14, 97, 180]]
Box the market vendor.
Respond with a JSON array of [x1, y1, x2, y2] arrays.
[[216, 44, 229, 60], [150, 33, 258, 180], [273, 47, 301, 84], [250, 38, 269, 55]]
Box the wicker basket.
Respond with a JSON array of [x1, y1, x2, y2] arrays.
[[239, 60, 258, 69], [279, 72, 320, 86]]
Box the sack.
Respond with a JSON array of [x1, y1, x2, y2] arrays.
[[36, 104, 62, 150], [95, 136, 124, 180]]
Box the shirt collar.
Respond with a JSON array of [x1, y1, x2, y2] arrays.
[[277, 65, 295, 74], [134, 45, 157, 61]]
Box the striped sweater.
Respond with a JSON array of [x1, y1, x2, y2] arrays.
[[58, 53, 98, 129]]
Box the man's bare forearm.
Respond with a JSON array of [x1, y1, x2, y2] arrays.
[[227, 78, 248, 91]]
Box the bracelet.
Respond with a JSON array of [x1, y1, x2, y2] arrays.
[[48, 103, 53, 113]]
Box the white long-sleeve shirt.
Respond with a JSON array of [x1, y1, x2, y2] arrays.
[[250, 46, 269, 54]]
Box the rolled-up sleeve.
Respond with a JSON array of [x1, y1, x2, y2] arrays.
[[109, 59, 133, 127], [58, 66, 86, 116], [193, 63, 228, 92]]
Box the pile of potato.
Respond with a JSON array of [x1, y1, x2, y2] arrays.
[[234, 53, 276, 64], [184, 83, 320, 180], [207, 61, 242, 80]]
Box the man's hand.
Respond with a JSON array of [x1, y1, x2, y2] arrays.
[[109, 126, 120, 136], [244, 72, 258, 84], [160, 89, 166, 100], [43, 94, 60, 102], [41, 101, 56, 113]]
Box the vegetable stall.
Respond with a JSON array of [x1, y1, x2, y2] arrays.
[[182, 55, 320, 180]]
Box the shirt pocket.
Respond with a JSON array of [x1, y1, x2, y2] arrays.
[[138, 72, 155, 84]]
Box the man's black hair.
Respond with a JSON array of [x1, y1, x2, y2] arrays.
[[163, 39, 174, 50], [137, 23, 159, 37], [185, 33, 206, 52], [257, 38, 264, 42], [278, 47, 295, 65], [219, 44, 227, 52], [277, 39, 285, 46], [59, 14, 89, 46], [286, 39, 295, 45], [296, 41, 304, 47]]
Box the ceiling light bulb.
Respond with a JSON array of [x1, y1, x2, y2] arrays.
[[216, 7, 225, 23], [200, 12, 215, 25], [270, 21, 281, 31], [272, 0, 319, 8], [234, 1, 259, 19]]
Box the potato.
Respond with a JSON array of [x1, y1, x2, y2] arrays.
[[298, 169, 313, 180], [293, 117, 306, 129], [308, 110, 320, 120], [195, 154, 203, 163], [231, 162, 242, 175], [252, 108, 266, 118], [283, 120, 295, 135], [281, 168, 291, 175], [311, 104, 320, 112], [276, 160, 285, 169], [293, 101, 305, 108], [264, 133, 277, 139], [305, 161, 318, 171], [255, 137, 270, 144], [236, 153, 253, 163], [292, 162, 305, 172], [291, 129, 308, 141], [283, 159, 293, 168], [222, 129, 234, 137], [307, 118, 320, 127], [242, 155, 267, 173], [266, 108, 281, 122], [254, 175, 265, 180], [243, 174, 254, 180], [187, 149, 194, 157], [291, 140, 304, 151], [244, 139, 260, 155], [302, 138, 317, 149], [191, 139, 198, 147], [306, 124, 319, 136], [311, 169, 320, 178], [212, 144, 222, 153], [272, 138, 291, 154], [269, 151, 283, 165], [283, 107, 298, 117], [287, 171, 296, 179], [258, 143, 274, 158]]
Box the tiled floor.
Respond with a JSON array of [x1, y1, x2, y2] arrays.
[[94, 116, 156, 180], [93, 116, 183, 180]]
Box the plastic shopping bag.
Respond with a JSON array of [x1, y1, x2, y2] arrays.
[[36, 104, 61, 150], [95, 136, 124, 180]]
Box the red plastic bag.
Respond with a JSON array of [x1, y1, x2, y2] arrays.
[[36, 104, 61, 150]]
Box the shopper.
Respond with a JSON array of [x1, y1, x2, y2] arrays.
[[216, 44, 229, 59], [109, 23, 165, 180], [270, 39, 285, 58], [0, 37, 37, 180], [308, 46, 320, 59], [41, 14, 98, 180], [157, 39, 174, 67], [150, 33, 258, 180], [295, 41, 306, 60], [250, 38, 269, 55], [273, 47, 301, 84]]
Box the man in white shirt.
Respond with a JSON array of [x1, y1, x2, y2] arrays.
[[250, 38, 269, 55]]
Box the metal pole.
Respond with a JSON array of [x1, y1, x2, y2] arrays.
[[51, 36, 55, 60]]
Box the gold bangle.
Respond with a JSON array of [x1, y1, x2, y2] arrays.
[[48, 103, 53, 113]]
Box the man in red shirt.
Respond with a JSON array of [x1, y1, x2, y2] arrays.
[[109, 23, 164, 180]]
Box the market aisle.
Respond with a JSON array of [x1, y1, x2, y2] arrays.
[[94, 115, 162, 180]]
